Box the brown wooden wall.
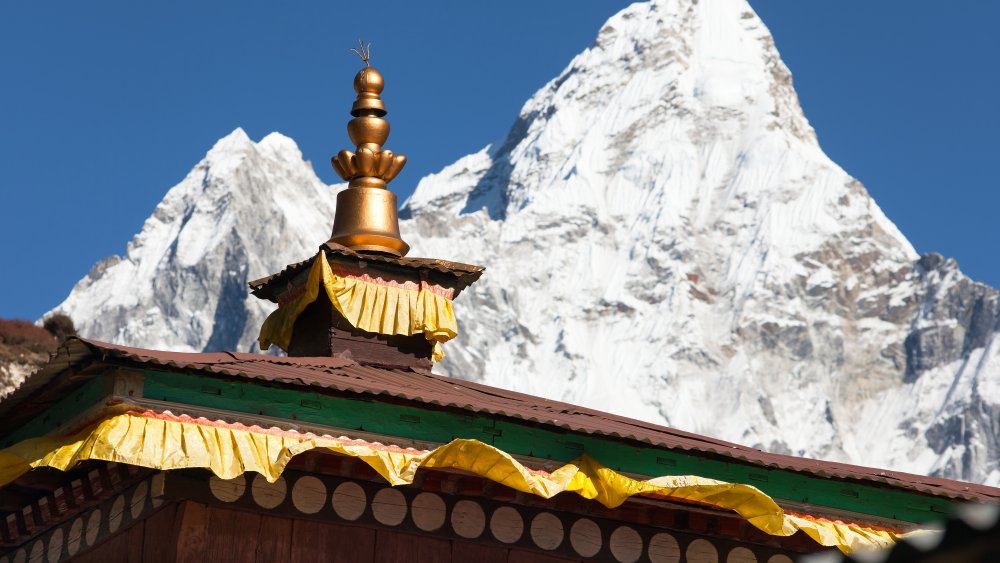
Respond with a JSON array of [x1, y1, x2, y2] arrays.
[[72, 501, 583, 563], [67, 502, 178, 563], [4, 469, 803, 563]]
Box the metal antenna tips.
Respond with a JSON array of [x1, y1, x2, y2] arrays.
[[351, 40, 372, 67]]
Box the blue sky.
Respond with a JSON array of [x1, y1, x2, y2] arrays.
[[1, 1, 997, 320]]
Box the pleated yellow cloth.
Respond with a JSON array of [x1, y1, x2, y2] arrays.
[[258, 251, 458, 361], [0, 410, 905, 554]]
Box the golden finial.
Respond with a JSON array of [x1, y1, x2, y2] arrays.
[[351, 39, 371, 67], [327, 44, 409, 257]]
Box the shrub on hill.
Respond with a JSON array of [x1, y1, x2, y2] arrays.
[[0, 314, 76, 371], [0, 319, 57, 355], [42, 314, 76, 342]]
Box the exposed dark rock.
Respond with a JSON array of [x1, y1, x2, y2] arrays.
[[904, 253, 1000, 382]]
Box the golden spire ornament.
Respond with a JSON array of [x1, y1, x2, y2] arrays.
[[328, 41, 410, 256]]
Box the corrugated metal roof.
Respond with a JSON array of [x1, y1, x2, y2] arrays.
[[5, 337, 999, 504], [248, 242, 485, 302]]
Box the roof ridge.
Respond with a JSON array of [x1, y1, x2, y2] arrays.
[[6, 337, 999, 502]]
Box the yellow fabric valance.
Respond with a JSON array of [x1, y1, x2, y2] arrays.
[[0, 409, 908, 554], [258, 251, 458, 361]]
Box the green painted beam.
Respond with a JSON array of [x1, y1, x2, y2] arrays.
[[491, 419, 953, 521], [0, 376, 106, 449], [139, 369, 957, 523]]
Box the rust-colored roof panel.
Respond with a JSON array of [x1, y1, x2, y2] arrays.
[[5, 337, 999, 504]]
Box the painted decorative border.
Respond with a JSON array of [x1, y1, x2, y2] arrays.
[[1, 462, 147, 548], [0, 475, 162, 563]]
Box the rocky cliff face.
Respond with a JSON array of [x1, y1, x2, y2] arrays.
[[49, 0, 1000, 483]]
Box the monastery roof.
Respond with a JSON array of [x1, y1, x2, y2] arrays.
[[248, 242, 485, 303], [4, 337, 997, 505]]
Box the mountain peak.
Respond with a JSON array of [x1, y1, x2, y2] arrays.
[[208, 127, 253, 154], [404, 0, 819, 224], [258, 131, 302, 157], [51, 130, 338, 353], [397, 0, 997, 483]]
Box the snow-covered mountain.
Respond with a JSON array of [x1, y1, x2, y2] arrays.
[[49, 0, 1000, 484], [51, 130, 339, 353]]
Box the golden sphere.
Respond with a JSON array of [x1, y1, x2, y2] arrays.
[[348, 116, 390, 147], [354, 67, 384, 94]]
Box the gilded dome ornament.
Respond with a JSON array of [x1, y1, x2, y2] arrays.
[[328, 40, 409, 257]]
